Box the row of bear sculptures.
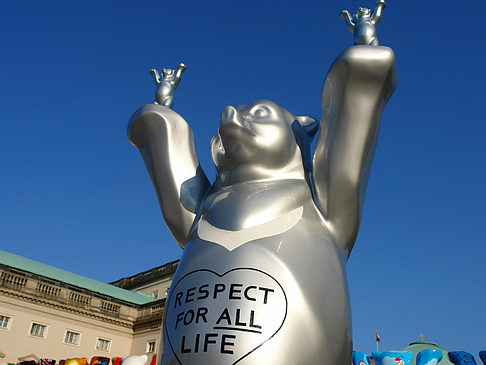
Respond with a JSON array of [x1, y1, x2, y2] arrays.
[[354, 350, 486, 365], [3, 351, 485, 365], [0, 355, 155, 365]]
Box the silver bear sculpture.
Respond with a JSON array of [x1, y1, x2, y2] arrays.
[[128, 6, 396, 365], [340, 0, 387, 46], [150, 62, 187, 108]]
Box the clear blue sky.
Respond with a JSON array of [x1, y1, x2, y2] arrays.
[[1, 0, 485, 358]]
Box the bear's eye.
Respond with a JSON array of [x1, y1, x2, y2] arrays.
[[252, 106, 269, 118]]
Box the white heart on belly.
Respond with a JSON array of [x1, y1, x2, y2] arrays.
[[165, 268, 288, 365]]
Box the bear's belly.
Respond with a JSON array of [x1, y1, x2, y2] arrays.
[[161, 216, 352, 365], [354, 22, 377, 45]]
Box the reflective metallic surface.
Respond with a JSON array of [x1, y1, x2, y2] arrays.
[[128, 104, 210, 247], [129, 29, 395, 365], [341, 0, 386, 46], [313, 45, 396, 255], [150, 63, 187, 108]]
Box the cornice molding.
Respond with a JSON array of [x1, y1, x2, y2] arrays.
[[0, 287, 133, 328]]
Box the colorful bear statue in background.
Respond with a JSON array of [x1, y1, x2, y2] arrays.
[[416, 349, 443, 365], [372, 351, 413, 365], [89, 358, 110, 365], [353, 351, 372, 365], [64, 359, 87, 365], [448, 351, 477, 365], [479, 351, 486, 365], [121, 356, 148, 365]]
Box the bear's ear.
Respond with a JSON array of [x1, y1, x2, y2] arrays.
[[295, 116, 319, 139]]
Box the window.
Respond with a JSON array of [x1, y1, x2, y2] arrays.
[[0, 315, 11, 330], [30, 322, 47, 338], [146, 340, 156, 353], [64, 330, 80, 345], [96, 338, 111, 352]]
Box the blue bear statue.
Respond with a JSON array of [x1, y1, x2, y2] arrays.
[[372, 350, 413, 365], [448, 351, 477, 364], [353, 351, 372, 365], [416, 349, 443, 365], [479, 351, 486, 365]]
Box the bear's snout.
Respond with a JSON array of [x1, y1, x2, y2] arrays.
[[220, 105, 249, 129]]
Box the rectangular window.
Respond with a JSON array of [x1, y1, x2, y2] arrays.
[[0, 315, 10, 329], [30, 323, 47, 338], [146, 340, 156, 353], [96, 338, 111, 351], [64, 330, 80, 345]]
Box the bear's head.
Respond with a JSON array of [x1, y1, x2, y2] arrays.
[[355, 7, 371, 20], [210, 100, 318, 184]]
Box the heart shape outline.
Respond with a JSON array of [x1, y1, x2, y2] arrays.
[[165, 267, 288, 365]]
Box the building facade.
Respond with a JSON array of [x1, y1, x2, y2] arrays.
[[0, 250, 178, 363]]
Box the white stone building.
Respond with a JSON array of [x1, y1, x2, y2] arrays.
[[0, 250, 177, 363]]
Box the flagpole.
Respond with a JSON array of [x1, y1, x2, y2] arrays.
[[375, 329, 380, 352]]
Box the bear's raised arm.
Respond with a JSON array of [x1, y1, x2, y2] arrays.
[[312, 45, 396, 256], [128, 105, 210, 247], [371, 0, 387, 26]]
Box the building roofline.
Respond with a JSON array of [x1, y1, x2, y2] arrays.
[[110, 259, 179, 289], [0, 250, 156, 305]]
